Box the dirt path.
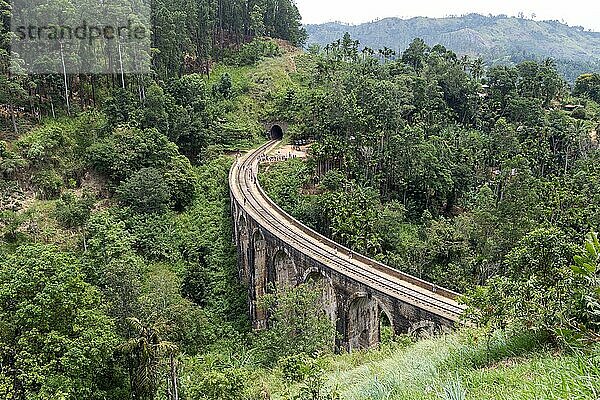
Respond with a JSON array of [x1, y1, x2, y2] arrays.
[[264, 143, 308, 160]]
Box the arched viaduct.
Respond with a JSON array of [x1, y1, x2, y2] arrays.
[[230, 140, 466, 351]]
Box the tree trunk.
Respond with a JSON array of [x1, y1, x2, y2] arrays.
[[9, 103, 18, 134], [170, 353, 179, 400], [60, 42, 70, 115]]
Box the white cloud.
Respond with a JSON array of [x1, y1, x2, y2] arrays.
[[296, 0, 600, 32]]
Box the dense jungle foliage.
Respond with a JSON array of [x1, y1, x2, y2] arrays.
[[0, 0, 306, 129], [0, 0, 323, 396], [262, 35, 600, 351]]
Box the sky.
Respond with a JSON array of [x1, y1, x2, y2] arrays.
[[295, 0, 600, 32]]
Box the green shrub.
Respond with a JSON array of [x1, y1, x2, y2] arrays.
[[213, 73, 233, 98], [181, 258, 210, 307], [182, 357, 247, 400], [126, 212, 183, 262], [32, 169, 63, 199], [116, 168, 170, 214], [280, 353, 316, 383], [103, 88, 137, 127], [255, 284, 336, 366], [53, 190, 96, 228], [16, 120, 76, 170], [0, 141, 26, 179], [222, 39, 281, 66], [87, 127, 177, 182], [463, 228, 581, 336], [164, 155, 198, 211], [570, 232, 600, 343]]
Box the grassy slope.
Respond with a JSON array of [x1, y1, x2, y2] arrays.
[[208, 49, 301, 150], [324, 334, 599, 400], [262, 331, 599, 400]]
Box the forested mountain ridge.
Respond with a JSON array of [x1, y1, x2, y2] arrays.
[[305, 14, 600, 82]]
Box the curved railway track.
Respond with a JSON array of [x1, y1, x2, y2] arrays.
[[230, 140, 466, 323]]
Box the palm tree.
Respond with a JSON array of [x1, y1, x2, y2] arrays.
[[471, 57, 484, 82], [460, 55, 470, 72], [544, 57, 556, 69], [378, 47, 395, 63], [120, 318, 178, 400], [361, 47, 375, 61]]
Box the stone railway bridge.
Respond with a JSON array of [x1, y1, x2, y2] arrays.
[[230, 140, 466, 351]]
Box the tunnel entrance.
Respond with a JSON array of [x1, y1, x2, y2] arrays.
[[270, 125, 283, 140]]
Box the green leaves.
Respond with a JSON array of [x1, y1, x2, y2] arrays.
[[572, 233, 600, 277], [570, 232, 600, 341], [116, 168, 171, 214], [0, 245, 124, 399], [87, 126, 177, 182], [255, 284, 336, 366], [119, 318, 177, 400]]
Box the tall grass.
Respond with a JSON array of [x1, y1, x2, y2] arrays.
[[441, 376, 466, 400], [321, 331, 600, 400]]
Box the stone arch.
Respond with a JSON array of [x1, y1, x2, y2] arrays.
[[252, 228, 266, 249], [346, 293, 379, 351], [237, 212, 248, 230], [408, 320, 436, 339], [270, 124, 284, 140], [378, 301, 394, 344], [378, 302, 394, 328], [304, 269, 337, 327], [273, 249, 297, 290]]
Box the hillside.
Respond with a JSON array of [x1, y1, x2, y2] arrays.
[[261, 331, 600, 399], [305, 14, 600, 82]]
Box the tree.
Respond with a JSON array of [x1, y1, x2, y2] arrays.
[[470, 57, 484, 82], [136, 83, 170, 135], [249, 4, 266, 37], [87, 127, 179, 182], [401, 38, 429, 72], [256, 284, 335, 365], [0, 245, 126, 399], [464, 228, 580, 335], [571, 232, 600, 342], [53, 190, 96, 228], [83, 212, 144, 332], [0, 75, 28, 134], [573, 73, 600, 103], [120, 318, 177, 400], [116, 168, 171, 214]]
